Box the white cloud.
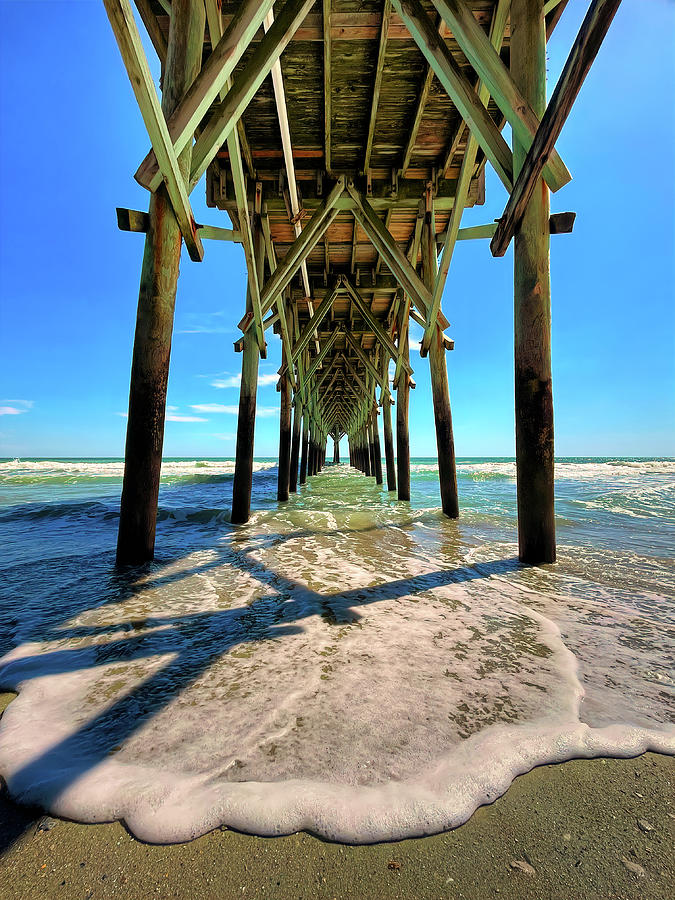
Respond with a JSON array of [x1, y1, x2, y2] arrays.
[[257, 372, 279, 387], [212, 432, 236, 441], [166, 414, 208, 422], [0, 399, 33, 416], [115, 408, 207, 422], [176, 311, 233, 335], [409, 338, 422, 352], [191, 404, 239, 414], [211, 375, 241, 389], [191, 403, 278, 418], [210, 372, 279, 389]]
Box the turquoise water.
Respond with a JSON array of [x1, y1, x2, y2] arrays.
[[0, 457, 673, 842]]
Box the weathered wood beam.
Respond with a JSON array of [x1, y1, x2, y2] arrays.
[[342, 276, 412, 374], [116, 0, 205, 565], [346, 183, 433, 321], [103, 0, 204, 261], [363, 0, 392, 172], [188, 0, 315, 191], [304, 328, 341, 384], [203, 0, 256, 181], [512, 0, 555, 563], [255, 177, 345, 322], [136, 0, 274, 192], [133, 0, 167, 66], [116, 207, 241, 242], [435, 212, 576, 244], [431, 0, 571, 193], [392, 0, 513, 192], [491, 0, 621, 257], [290, 282, 341, 364], [264, 8, 312, 300], [343, 353, 374, 401], [421, 0, 509, 355], [323, 0, 332, 172], [261, 211, 295, 387], [344, 331, 386, 390]]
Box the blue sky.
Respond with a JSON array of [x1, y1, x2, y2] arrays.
[[1, 0, 673, 458]]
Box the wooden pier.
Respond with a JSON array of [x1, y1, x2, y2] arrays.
[[107, 0, 621, 566]]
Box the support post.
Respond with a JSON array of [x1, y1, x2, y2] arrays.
[[299, 412, 309, 484], [333, 438, 340, 464], [372, 412, 383, 485], [290, 393, 302, 492], [277, 372, 292, 501], [231, 219, 264, 524], [382, 393, 396, 492], [422, 213, 459, 517], [396, 306, 411, 501], [116, 0, 204, 565], [512, 0, 556, 563]]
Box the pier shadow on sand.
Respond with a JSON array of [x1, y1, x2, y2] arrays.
[[0, 527, 522, 855]]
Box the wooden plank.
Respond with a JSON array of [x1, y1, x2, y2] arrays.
[[189, 0, 316, 191], [323, 0, 332, 172], [492, 0, 621, 257], [363, 0, 392, 172], [392, 0, 513, 192], [103, 0, 204, 261], [431, 0, 571, 192], [136, 0, 274, 192]]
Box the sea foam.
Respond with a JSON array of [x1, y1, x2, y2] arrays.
[[0, 493, 673, 844]]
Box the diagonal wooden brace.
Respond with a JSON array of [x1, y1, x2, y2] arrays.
[[491, 0, 621, 257], [392, 0, 513, 192], [430, 0, 571, 193], [188, 0, 316, 191], [135, 0, 275, 192], [103, 0, 204, 261]]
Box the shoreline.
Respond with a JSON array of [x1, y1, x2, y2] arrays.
[[0, 688, 672, 899]]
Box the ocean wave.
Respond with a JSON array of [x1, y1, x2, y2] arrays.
[[0, 459, 277, 486]]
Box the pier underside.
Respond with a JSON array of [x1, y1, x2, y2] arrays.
[[107, 0, 621, 565]]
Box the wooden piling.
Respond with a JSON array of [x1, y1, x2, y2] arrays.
[[116, 0, 205, 565], [422, 216, 459, 518], [277, 372, 292, 501], [512, 0, 556, 564], [396, 304, 411, 501], [372, 411, 383, 485], [333, 437, 340, 464], [363, 425, 372, 476], [231, 215, 264, 524], [299, 411, 309, 484], [289, 393, 302, 492]]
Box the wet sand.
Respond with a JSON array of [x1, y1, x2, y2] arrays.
[[1, 696, 672, 900]]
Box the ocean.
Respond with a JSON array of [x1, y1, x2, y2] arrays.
[[0, 456, 673, 843]]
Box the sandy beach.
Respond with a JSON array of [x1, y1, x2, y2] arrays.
[[1, 694, 672, 900]]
